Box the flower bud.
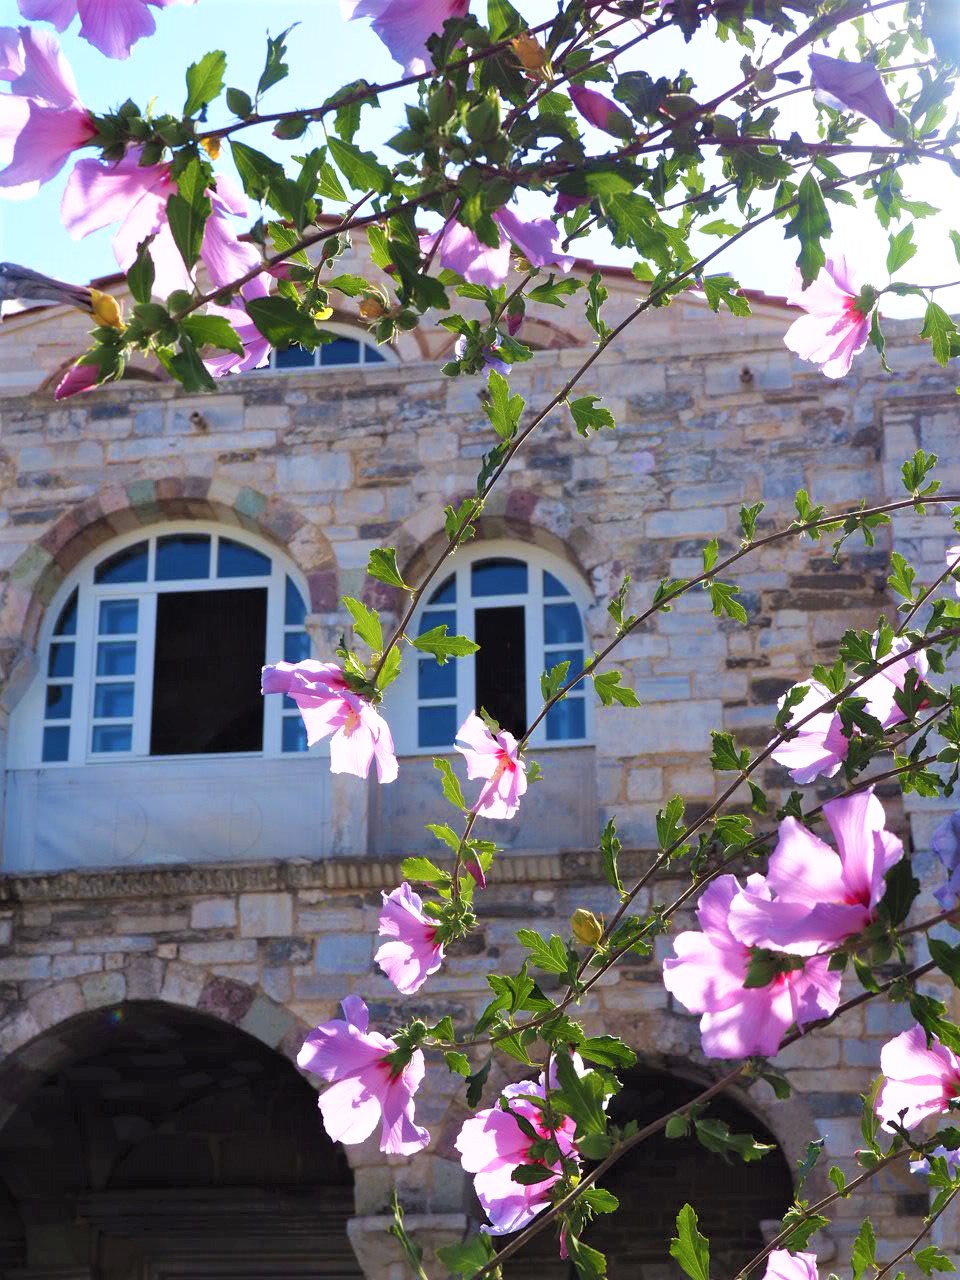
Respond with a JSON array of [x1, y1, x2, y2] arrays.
[[359, 296, 386, 320], [570, 908, 603, 947], [512, 32, 547, 73], [90, 289, 124, 331]]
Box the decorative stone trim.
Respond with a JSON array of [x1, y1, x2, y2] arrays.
[[0, 849, 630, 903]]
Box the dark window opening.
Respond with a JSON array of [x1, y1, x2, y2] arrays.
[[150, 588, 266, 755], [474, 606, 526, 738]]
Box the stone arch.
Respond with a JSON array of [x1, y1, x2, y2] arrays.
[[0, 990, 361, 1279], [0, 477, 338, 696]]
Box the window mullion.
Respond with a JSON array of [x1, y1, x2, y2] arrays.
[[70, 579, 96, 766], [132, 593, 156, 757]]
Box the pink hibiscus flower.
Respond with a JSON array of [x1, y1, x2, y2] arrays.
[[728, 789, 902, 957], [420, 206, 574, 288], [261, 659, 398, 784], [569, 84, 632, 138], [857, 634, 929, 730], [946, 544, 960, 596], [455, 1069, 580, 1235], [770, 679, 850, 784], [764, 1251, 819, 1280], [662, 874, 841, 1059], [18, 0, 197, 60], [876, 1023, 960, 1131], [341, 0, 470, 75], [783, 257, 874, 379], [62, 149, 263, 301], [204, 275, 272, 378], [0, 26, 96, 199], [454, 711, 527, 820], [809, 53, 897, 131], [297, 995, 430, 1155], [375, 882, 444, 994]]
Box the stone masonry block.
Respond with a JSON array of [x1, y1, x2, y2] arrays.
[[239, 892, 294, 938]]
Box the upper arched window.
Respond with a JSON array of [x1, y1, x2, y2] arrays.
[[10, 524, 313, 768], [266, 323, 394, 372], [389, 542, 592, 755]]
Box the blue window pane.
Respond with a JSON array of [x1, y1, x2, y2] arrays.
[[365, 344, 386, 363], [99, 599, 138, 636], [472, 558, 527, 597], [285, 576, 308, 626], [55, 589, 78, 636], [94, 683, 134, 719], [320, 336, 360, 366], [284, 631, 312, 663], [48, 641, 75, 679], [418, 658, 456, 700], [96, 642, 136, 676], [275, 344, 315, 368], [217, 539, 271, 578], [419, 608, 456, 636], [282, 715, 308, 753], [543, 648, 584, 680], [546, 696, 585, 741], [418, 704, 458, 748], [427, 576, 455, 605], [92, 724, 132, 753], [45, 684, 72, 720], [544, 602, 583, 645], [94, 541, 148, 584], [155, 533, 211, 581], [42, 725, 69, 762], [283, 694, 300, 710], [543, 570, 570, 598]]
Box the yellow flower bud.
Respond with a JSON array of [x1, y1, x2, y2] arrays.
[[512, 32, 547, 73], [201, 135, 222, 161], [570, 908, 604, 948], [90, 289, 124, 331], [359, 296, 386, 320]]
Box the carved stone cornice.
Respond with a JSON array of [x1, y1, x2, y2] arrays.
[[0, 848, 637, 903]]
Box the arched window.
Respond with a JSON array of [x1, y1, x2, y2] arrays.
[[10, 524, 313, 768], [390, 542, 591, 755], [266, 323, 393, 372]]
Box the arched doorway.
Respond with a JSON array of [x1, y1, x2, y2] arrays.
[[0, 1001, 361, 1278], [508, 1067, 795, 1279]]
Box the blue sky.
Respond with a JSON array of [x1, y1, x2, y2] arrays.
[[0, 0, 955, 316]]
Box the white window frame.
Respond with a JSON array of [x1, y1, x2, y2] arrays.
[[9, 522, 315, 769], [264, 322, 398, 373], [387, 540, 594, 756]]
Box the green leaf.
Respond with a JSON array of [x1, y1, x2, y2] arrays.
[[702, 538, 719, 573], [465, 1057, 492, 1108], [516, 929, 573, 976], [184, 50, 226, 117], [554, 1051, 611, 1139], [710, 731, 750, 772], [246, 295, 320, 348], [797, 1137, 825, 1187], [586, 270, 610, 341], [226, 86, 253, 118], [851, 1218, 876, 1280], [367, 547, 408, 590], [166, 159, 211, 273], [437, 1233, 498, 1279], [709, 581, 748, 624], [165, 333, 215, 392], [887, 224, 917, 275], [483, 369, 524, 439], [180, 314, 244, 356], [565, 1233, 608, 1280], [541, 659, 571, 702], [828, 1166, 848, 1196], [670, 1204, 710, 1280], [929, 937, 960, 988], [401, 856, 448, 884], [127, 237, 156, 305], [921, 301, 958, 368], [695, 1118, 774, 1163], [342, 596, 383, 651], [785, 172, 831, 288], [579, 1035, 637, 1069], [487, 0, 523, 39], [412, 626, 479, 664], [593, 670, 640, 707], [375, 644, 401, 692], [257, 25, 294, 99], [511, 1162, 557, 1185], [327, 135, 392, 194], [527, 276, 583, 306], [444, 1051, 471, 1077], [599, 817, 623, 896], [701, 274, 751, 317], [878, 858, 920, 928], [569, 394, 616, 437], [434, 757, 466, 810], [913, 1246, 956, 1276], [230, 140, 287, 202]]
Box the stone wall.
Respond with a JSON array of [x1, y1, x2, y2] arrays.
[[1, 256, 960, 1273]]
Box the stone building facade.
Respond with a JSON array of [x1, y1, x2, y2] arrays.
[[0, 238, 957, 1278]]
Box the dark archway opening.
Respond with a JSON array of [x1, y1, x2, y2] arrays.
[[507, 1067, 795, 1280], [0, 1000, 361, 1278]]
